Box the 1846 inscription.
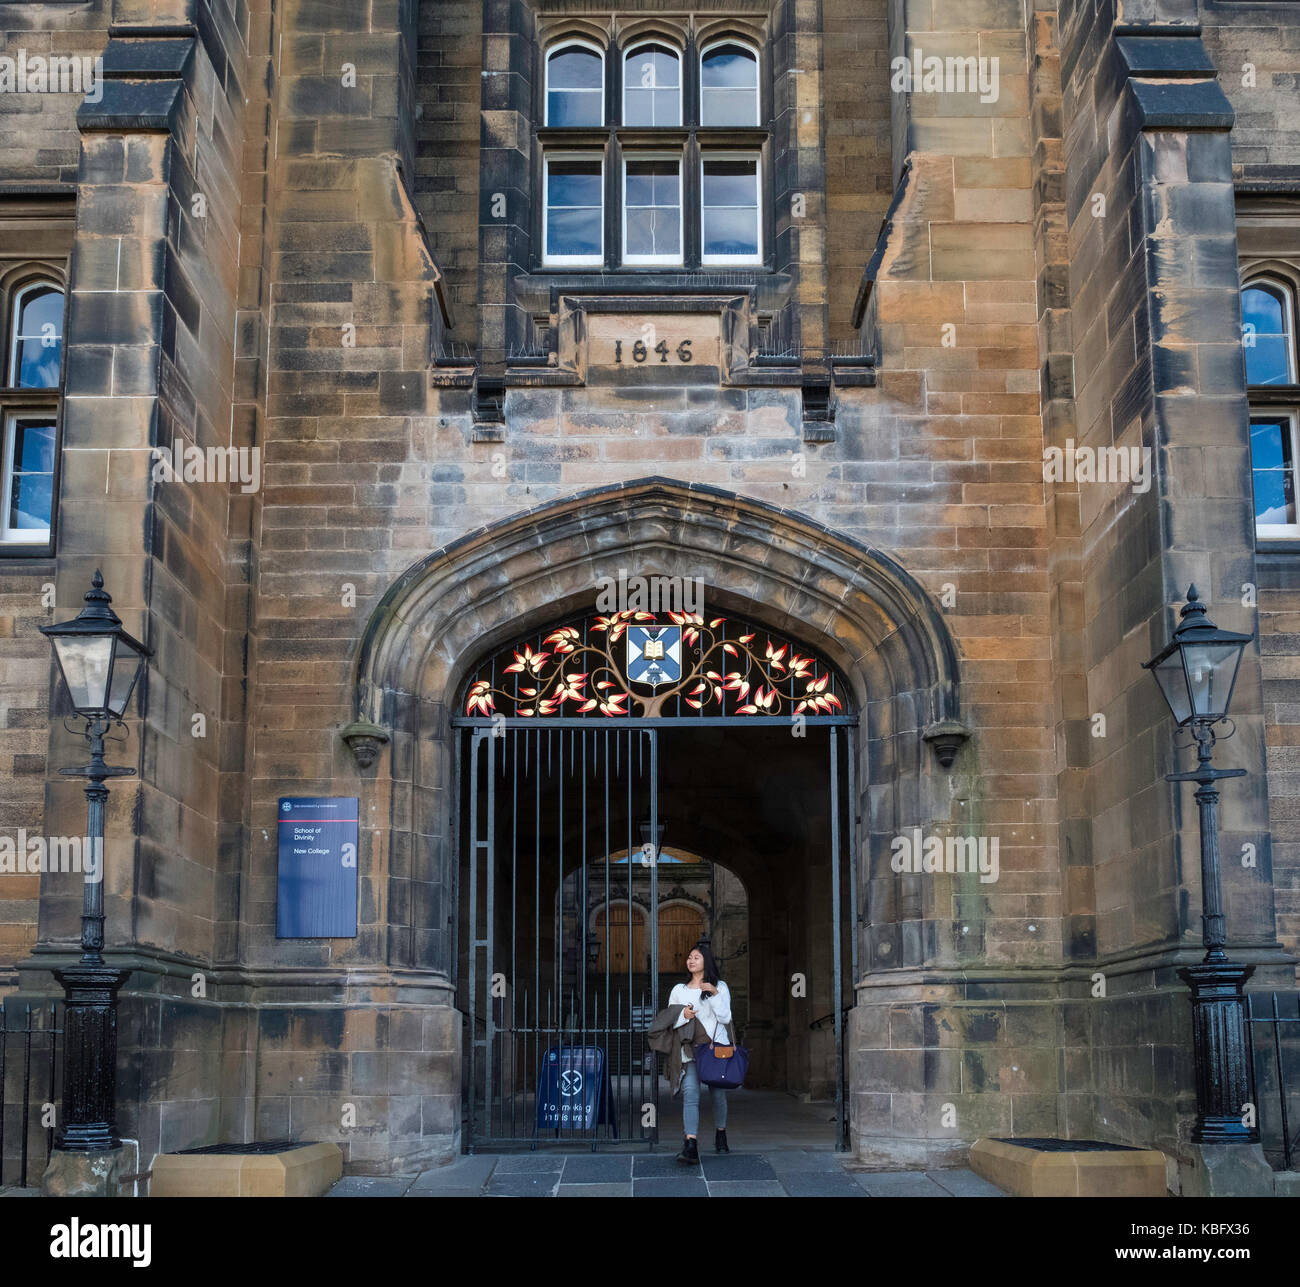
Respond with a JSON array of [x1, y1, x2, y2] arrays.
[[613, 338, 693, 364]]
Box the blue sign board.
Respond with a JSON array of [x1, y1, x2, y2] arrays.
[[276, 797, 359, 938], [535, 1045, 616, 1134]]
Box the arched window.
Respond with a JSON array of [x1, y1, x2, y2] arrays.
[[10, 282, 63, 388], [1243, 279, 1297, 387], [700, 41, 759, 127], [1244, 276, 1300, 539], [623, 42, 680, 127], [546, 41, 604, 127], [2, 280, 63, 546]]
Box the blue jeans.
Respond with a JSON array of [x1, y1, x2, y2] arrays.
[[681, 1058, 728, 1137]]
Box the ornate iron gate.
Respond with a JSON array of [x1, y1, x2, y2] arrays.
[[456, 609, 857, 1150]]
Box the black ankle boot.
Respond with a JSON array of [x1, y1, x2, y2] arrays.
[[715, 1129, 729, 1153], [676, 1135, 699, 1164]]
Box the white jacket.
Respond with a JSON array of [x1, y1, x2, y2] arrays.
[[669, 981, 732, 1046]]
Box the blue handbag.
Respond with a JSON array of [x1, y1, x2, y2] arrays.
[[693, 1033, 750, 1089]]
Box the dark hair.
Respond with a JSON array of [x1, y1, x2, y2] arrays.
[[687, 941, 720, 988]]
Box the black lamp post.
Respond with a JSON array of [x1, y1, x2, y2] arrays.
[[1142, 584, 1258, 1145], [39, 570, 149, 1154]]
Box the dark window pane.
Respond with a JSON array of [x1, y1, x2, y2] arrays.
[[625, 207, 655, 257], [1251, 419, 1286, 470], [702, 87, 758, 125], [9, 471, 52, 531], [1251, 418, 1297, 527], [624, 87, 654, 126], [701, 45, 758, 88], [548, 162, 603, 207], [1242, 284, 1294, 386], [1243, 286, 1284, 335], [702, 161, 757, 207], [15, 420, 55, 472], [547, 206, 602, 258], [547, 90, 603, 126], [549, 47, 602, 90], [1247, 336, 1291, 387], [13, 287, 63, 388], [703, 206, 758, 256]]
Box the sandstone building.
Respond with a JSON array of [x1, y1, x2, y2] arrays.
[[0, 0, 1298, 1189]]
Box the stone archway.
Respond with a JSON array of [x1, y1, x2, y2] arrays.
[[352, 477, 964, 1157]]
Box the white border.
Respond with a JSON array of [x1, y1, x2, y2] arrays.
[[542, 152, 605, 267], [622, 153, 684, 266], [700, 152, 762, 265]]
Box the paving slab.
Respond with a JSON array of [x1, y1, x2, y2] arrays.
[[492, 1154, 566, 1174], [926, 1168, 1006, 1197], [559, 1155, 634, 1183], [556, 1183, 633, 1197], [326, 1177, 412, 1197], [633, 1153, 700, 1177], [408, 1156, 497, 1191], [485, 1173, 562, 1196], [854, 1171, 952, 1198], [699, 1153, 777, 1180], [764, 1149, 847, 1173], [779, 1171, 868, 1197]]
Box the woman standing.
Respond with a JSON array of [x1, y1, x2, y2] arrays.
[[669, 943, 732, 1163]]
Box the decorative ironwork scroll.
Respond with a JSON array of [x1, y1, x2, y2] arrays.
[[463, 611, 852, 719]]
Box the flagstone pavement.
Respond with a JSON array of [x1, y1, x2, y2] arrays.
[[324, 1152, 1007, 1198]]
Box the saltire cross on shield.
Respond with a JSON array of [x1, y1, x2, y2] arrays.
[[626, 623, 683, 689]]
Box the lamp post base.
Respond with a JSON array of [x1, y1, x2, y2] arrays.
[[1178, 1143, 1276, 1197], [41, 1143, 134, 1198]]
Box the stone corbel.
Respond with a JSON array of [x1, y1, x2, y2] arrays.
[[341, 721, 390, 770], [922, 719, 970, 769]]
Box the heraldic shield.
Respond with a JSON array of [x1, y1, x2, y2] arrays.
[[626, 624, 682, 689]]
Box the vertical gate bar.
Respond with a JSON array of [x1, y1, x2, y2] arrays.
[[20, 1003, 32, 1188], [581, 730, 589, 1142], [45, 1000, 56, 1168], [649, 728, 660, 1011], [534, 726, 542, 1138], [511, 727, 519, 1142], [830, 727, 846, 1150], [846, 729, 859, 1007], [1274, 992, 1292, 1170], [603, 730, 612, 1135], [485, 726, 497, 1138], [625, 728, 634, 1143], [467, 730, 481, 1149], [0, 1000, 7, 1184]]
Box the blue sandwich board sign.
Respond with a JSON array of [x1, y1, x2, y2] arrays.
[[276, 796, 359, 938], [535, 1045, 616, 1134]]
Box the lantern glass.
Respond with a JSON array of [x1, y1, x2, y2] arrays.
[[106, 636, 147, 717], [1182, 639, 1245, 723], [1151, 651, 1194, 725], [50, 633, 115, 715]]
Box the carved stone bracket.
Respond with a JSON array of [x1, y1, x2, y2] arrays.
[[341, 720, 390, 769], [922, 719, 971, 768]]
